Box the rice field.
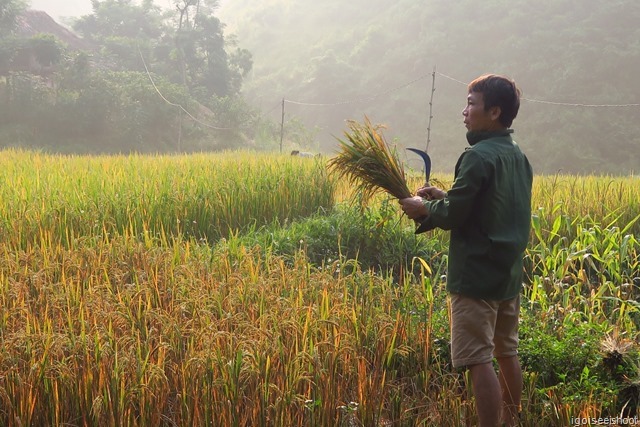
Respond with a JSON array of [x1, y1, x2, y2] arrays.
[[0, 149, 335, 249], [0, 149, 638, 426]]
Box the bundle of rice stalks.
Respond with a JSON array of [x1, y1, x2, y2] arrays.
[[328, 117, 412, 202]]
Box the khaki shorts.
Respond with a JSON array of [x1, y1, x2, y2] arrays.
[[449, 293, 520, 368]]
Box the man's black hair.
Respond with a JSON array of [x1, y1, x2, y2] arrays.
[[468, 74, 521, 128]]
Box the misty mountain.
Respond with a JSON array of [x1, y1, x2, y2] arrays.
[[220, 0, 640, 174]]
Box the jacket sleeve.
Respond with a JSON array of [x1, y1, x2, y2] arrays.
[[419, 150, 489, 231]]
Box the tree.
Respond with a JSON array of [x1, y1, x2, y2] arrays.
[[0, 0, 258, 155], [0, 0, 25, 36], [75, 0, 164, 41], [73, 0, 167, 71], [172, 0, 236, 98], [0, 0, 25, 71], [73, 0, 252, 99], [27, 34, 63, 68]]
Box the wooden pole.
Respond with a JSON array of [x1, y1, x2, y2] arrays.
[[426, 66, 436, 153], [280, 97, 285, 153], [178, 109, 183, 152]]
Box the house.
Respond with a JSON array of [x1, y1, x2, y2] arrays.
[[15, 10, 93, 52], [1, 10, 94, 77]]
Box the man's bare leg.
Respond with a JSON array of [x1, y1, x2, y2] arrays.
[[497, 355, 522, 426], [469, 362, 502, 427]]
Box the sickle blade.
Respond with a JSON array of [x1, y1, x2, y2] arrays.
[[406, 148, 431, 183]]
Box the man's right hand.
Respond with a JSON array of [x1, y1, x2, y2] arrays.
[[416, 185, 447, 200]]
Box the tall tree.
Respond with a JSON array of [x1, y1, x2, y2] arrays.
[[172, 0, 237, 97], [0, 0, 26, 71], [0, 0, 256, 154], [73, 0, 166, 71], [0, 0, 25, 35], [73, 0, 252, 98]]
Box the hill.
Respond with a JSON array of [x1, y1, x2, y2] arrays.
[[219, 0, 640, 174]]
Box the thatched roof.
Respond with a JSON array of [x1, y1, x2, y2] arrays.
[[16, 10, 94, 52]]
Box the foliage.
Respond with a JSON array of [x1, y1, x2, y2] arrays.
[[232, 201, 447, 277], [72, 0, 249, 101], [0, 152, 638, 424], [25, 33, 63, 67], [0, 0, 25, 35], [0, 0, 258, 154], [0, 37, 16, 70], [0, 69, 195, 152], [220, 0, 640, 174], [519, 315, 607, 387]]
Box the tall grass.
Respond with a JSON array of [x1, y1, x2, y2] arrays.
[[0, 150, 638, 425], [0, 235, 452, 426], [0, 149, 335, 249], [532, 174, 640, 233]]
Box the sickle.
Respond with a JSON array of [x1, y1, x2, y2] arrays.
[[406, 148, 431, 185], [406, 147, 432, 234]]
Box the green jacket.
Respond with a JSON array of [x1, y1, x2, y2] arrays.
[[420, 130, 533, 300]]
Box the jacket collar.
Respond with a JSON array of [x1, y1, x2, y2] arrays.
[[466, 129, 513, 146]]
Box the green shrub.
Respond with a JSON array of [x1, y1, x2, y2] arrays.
[[228, 200, 448, 277], [518, 309, 639, 414]]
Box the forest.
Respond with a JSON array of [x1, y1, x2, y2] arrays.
[[221, 0, 640, 174], [0, 0, 262, 154], [2, 0, 640, 171]]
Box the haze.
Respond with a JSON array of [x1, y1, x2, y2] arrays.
[[28, 0, 223, 20], [17, 0, 640, 174]]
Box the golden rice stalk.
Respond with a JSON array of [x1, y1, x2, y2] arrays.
[[328, 117, 412, 202]]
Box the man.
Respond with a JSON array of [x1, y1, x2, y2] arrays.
[[399, 74, 533, 427]]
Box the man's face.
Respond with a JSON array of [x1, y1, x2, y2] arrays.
[[462, 91, 501, 132]]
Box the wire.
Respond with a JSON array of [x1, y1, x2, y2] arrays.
[[284, 71, 433, 106], [436, 71, 468, 86], [436, 71, 640, 108], [522, 99, 640, 108], [138, 47, 236, 131], [139, 45, 640, 138]]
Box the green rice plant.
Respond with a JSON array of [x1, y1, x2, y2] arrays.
[[231, 201, 448, 280], [1, 149, 640, 426], [0, 149, 336, 249], [532, 174, 640, 238]]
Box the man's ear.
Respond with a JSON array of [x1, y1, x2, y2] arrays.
[[489, 106, 502, 121]]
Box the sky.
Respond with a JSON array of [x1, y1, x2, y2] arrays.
[[28, 0, 226, 21], [29, 0, 93, 20]]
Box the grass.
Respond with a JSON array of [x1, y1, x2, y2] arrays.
[[0, 149, 335, 249], [0, 149, 639, 426]]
